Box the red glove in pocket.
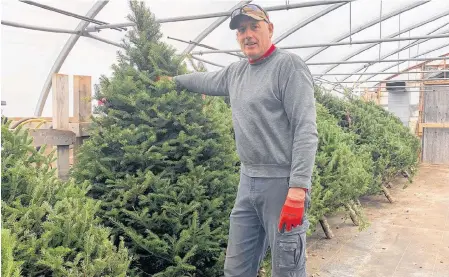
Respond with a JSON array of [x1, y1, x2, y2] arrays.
[[278, 196, 305, 233]]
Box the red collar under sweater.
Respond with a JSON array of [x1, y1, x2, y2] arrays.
[[248, 44, 276, 64]]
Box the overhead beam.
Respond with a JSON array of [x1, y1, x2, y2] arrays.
[[191, 33, 449, 54], [317, 78, 449, 84], [362, 44, 449, 86], [366, 88, 445, 91], [316, 10, 449, 78], [85, 0, 353, 31], [303, 0, 430, 61], [172, 0, 340, 60], [338, 24, 449, 82], [352, 84, 449, 89], [181, 1, 250, 57], [168, 36, 244, 58], [190, 56, 449, 69], [34, 0, 109, 116], [383, 53, 449, 81], [273, 2, 347, 44], [19, 0, 125, 31]]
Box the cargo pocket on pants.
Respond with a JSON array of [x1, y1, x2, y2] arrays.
[[276, 229, 306, 271]]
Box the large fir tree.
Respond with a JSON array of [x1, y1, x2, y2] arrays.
[[71, 1, 239, 276]]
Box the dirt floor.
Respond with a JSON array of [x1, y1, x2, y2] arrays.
[[305, 163, 449, 277]]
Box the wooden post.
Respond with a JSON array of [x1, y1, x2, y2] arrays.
[[52, 74, 70, 180], [74, 75, 92, 123], [73, 75, 92, 163]]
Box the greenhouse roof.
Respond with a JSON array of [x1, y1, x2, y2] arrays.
[[2, 0, 449, 117]]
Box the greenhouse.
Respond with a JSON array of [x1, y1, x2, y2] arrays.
[[1, 0, 448, 276]]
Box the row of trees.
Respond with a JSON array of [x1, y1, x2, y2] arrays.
[[309, 89, 420, 237], [1, 1, 421, 276]]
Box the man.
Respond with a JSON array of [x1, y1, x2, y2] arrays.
[[163, 4, 318, 277]]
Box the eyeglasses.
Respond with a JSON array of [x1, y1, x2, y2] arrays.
[[230, 3, 270, 23]]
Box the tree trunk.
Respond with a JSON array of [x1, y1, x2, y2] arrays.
[[345, 203, 360, 226], [382, 184, 394, 203], [319, 216, 334, 239], [402, 170, 410, 179], [351, 200, 363, 218], [257, 266, 266, 277]]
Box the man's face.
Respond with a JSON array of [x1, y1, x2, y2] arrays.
[[236, 17, 273, 60]]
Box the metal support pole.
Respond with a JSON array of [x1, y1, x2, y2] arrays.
[[85, 33, 124, 48], [313, 71, 449, 76], [189, 56, 225, 68], [19, 0, 125, 31], [369, 89, 446, 91], [304, 0, 430, 61], [349, 1, 352, 42], [34, 0, 109, 116], [85, 22, 133, 31], [317, 78, 449, 84], [1, 20, 79, 34], [2, 20, 126, 48], [85, 0, 354, 32], [362, 85, 449, 89], [306, 57, 449, 66], [379, 0, 383, 60], [191, 33, 449, 54]]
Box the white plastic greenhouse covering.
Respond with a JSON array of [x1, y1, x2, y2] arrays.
[[2, 0, 449, 117]]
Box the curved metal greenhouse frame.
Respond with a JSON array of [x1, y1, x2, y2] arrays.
[[1, 0, 448, 116]]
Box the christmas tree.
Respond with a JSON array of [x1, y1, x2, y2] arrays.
[[71, 1, 239, 276], [1, 119, 131, 277], [315, 87, 421, 193], [308, 103, 372, 231]]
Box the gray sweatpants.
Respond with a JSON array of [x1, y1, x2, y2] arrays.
[[224, 172, 310, 277]]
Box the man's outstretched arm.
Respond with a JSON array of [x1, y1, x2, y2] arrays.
[[170, 65, 232, 97]]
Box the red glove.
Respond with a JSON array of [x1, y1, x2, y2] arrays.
[[278, 196, 305, 233]]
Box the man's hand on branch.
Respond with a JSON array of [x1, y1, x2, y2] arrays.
[[155, 76, 172, 82], [278, 187, 306, 233]]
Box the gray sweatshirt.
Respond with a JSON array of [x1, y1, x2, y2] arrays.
[[173, 48, 318, 189]]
